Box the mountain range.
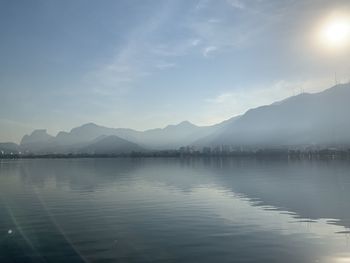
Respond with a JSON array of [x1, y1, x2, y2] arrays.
[[1, 83, 350, 155]]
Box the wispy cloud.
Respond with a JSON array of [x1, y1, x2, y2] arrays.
[[151, 39, 198, 58], [195, 0, 211, 11], [84, 0, 277, 95], [155, 62, 177, 70], [203, 46, 218, 57], [83, 0, 314, 98], [226, 0, 245, 10], [83, 2, 182, 96], [187, 0, 298, 60], [186, 1, 267, 58], [191, 38, 201, 46]]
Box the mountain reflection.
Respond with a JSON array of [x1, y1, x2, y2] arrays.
[[9, 158, 350, 229], [1, 158, 350, 263]]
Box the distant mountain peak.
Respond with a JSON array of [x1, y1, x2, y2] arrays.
[[30, 129, 50, 136], [200, 81, 350, 147], [6, 82, 350, 153], [178, 120, 195, 126], [20, 129, 53, 146], [81, 135, 144, 154], [71, 122, 101, 131], [82, 122, 99, 127], [164, 120, 197, 130]]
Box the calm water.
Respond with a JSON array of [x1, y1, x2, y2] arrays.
[[1, 158, 350, 263]]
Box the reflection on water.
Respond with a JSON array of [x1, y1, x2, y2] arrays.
[[0, 158, 350, 262]]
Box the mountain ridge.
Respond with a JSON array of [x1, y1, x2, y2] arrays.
[[2, 83, 350, 155], [197, 83, 350, 148]]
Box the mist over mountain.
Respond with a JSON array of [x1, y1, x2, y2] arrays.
[[0, 142, 21, 154], [79, 135, 145, 154], [9, 120, 226, 154], [197, 83, 350, 148], [63, 121, 207, 150], [50, 120, 224, 152], [1, 83, 350, 155], [21, 129, 54, 145], [134, 121, 222, 149], [20, 129, 55, 153]]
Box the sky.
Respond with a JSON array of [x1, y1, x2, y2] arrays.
[[1, 0, 350, 143]]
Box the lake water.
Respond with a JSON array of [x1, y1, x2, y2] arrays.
[[1, 158, 350, 263]]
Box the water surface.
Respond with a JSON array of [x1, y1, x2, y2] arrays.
[[1, 158, 350, 262]]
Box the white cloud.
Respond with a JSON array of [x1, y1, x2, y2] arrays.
[[226, 0, 245, 10], [152, 37, 204, 58], [83, 0, 270, 95], [195, 0, 211, 11], [203, 46, 218, 57], [191, 38, 201, 46], [188, 13, 256, 56], [83, 2, 180, 96]]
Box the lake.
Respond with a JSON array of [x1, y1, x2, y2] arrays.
[[1, 158, 350, 263]]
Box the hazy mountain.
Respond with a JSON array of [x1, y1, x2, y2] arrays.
[[20, 129, 55, 153], [194, 115, 241, 146], [55, 123, 137, 145], [198, 84, 350, 148], [18, 128, 145, 155], [79, 135, 145, 154], [0, 142, 20, 154], [21, 129, 54, 145], [135, 121, 217, 149], [15, 120, 226, 154], [70, 121, 219, 150], [50, 120, 223, 151], [6, 83, 350, 155]]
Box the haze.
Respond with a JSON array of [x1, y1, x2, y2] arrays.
[[1, 0, 350, 143]]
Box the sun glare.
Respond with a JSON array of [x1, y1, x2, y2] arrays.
[[318, 14, 350, 50]]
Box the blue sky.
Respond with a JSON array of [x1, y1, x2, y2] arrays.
[[1, 0, 350, 142]]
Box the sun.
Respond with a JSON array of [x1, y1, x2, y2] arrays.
[[318, 14, 350, 49]]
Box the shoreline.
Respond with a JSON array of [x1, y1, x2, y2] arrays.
[[1, 149, 350, 160]]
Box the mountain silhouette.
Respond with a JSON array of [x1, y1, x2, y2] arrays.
[[79, 135, 145, 154], [2, 83, 350, 155], [197, 83, 350, 148]]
